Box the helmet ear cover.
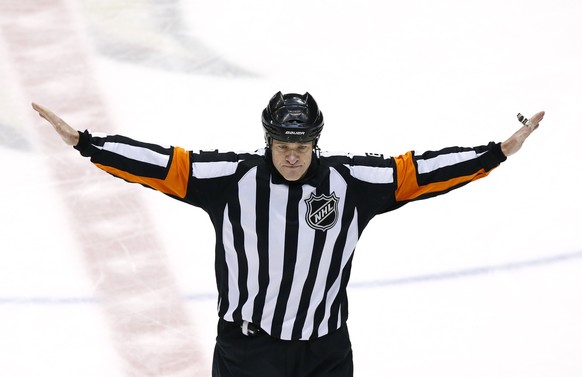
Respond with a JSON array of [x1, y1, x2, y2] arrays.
[[262, 92, 324, 148]]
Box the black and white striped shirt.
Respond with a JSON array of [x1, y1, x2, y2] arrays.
[[75, 130, 506, 340]]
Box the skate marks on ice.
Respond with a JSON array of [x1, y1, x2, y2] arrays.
[[0, 1, 208, 375], [80, 0, 255, 77]]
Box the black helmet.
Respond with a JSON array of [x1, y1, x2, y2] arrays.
[[262, 92, 324, 147]]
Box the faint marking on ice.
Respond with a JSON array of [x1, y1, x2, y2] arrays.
[[0, 1, 210, 375], [83, 0, 256, 77], [3, 249, 580, 305], [349, 249, 582, 289], [0, 122, 32, 150]]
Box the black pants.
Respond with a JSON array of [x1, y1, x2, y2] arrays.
[[212, 319, 354, 377]]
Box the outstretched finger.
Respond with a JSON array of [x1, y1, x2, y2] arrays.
[[32, 102, 58, 124], [527, 111, 545, 130], [31, 102, 79, 145]]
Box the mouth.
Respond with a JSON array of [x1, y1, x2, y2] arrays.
[[283, 164, 303, 169]]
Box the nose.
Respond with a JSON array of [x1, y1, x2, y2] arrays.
[[286, 151, 299, 165]]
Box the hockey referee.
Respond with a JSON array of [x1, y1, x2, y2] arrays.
[[32, 93, 544, 377]]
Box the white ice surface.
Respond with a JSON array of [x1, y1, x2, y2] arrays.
[[1, 0, 581, 376]]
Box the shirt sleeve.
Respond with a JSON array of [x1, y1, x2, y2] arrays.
[[74, 130, 191, 199], [394, 141, 507, 203]]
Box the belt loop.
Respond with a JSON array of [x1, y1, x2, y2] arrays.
[[241, 320, 250, 336], [241, 320, 261, 336]]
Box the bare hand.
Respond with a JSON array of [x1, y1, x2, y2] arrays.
[[32, 102, 80, 146], [501, 111, 545, 157]]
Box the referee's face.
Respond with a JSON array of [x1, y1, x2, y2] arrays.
[[271, 139, 313, 181]]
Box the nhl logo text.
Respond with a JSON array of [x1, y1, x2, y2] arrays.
[[305, 192, 340, 231]]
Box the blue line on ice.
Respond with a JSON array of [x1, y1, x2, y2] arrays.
[[1, 250, 580, 305]]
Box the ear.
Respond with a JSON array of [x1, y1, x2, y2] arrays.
[[264, 133, 273, 148]]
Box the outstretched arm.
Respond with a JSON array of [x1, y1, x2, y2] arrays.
[[501, 111, 544, 157], [31, 103, 80, 146], [393, 111, 545, 203], [32, 102, 193, 199]]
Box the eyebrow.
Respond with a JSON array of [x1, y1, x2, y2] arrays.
[[273, 142, 312, 147]]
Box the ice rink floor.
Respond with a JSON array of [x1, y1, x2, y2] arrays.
[[1, 0, 581, 376]]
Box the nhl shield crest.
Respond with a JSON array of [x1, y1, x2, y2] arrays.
[[305, 192, 340, 231]]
